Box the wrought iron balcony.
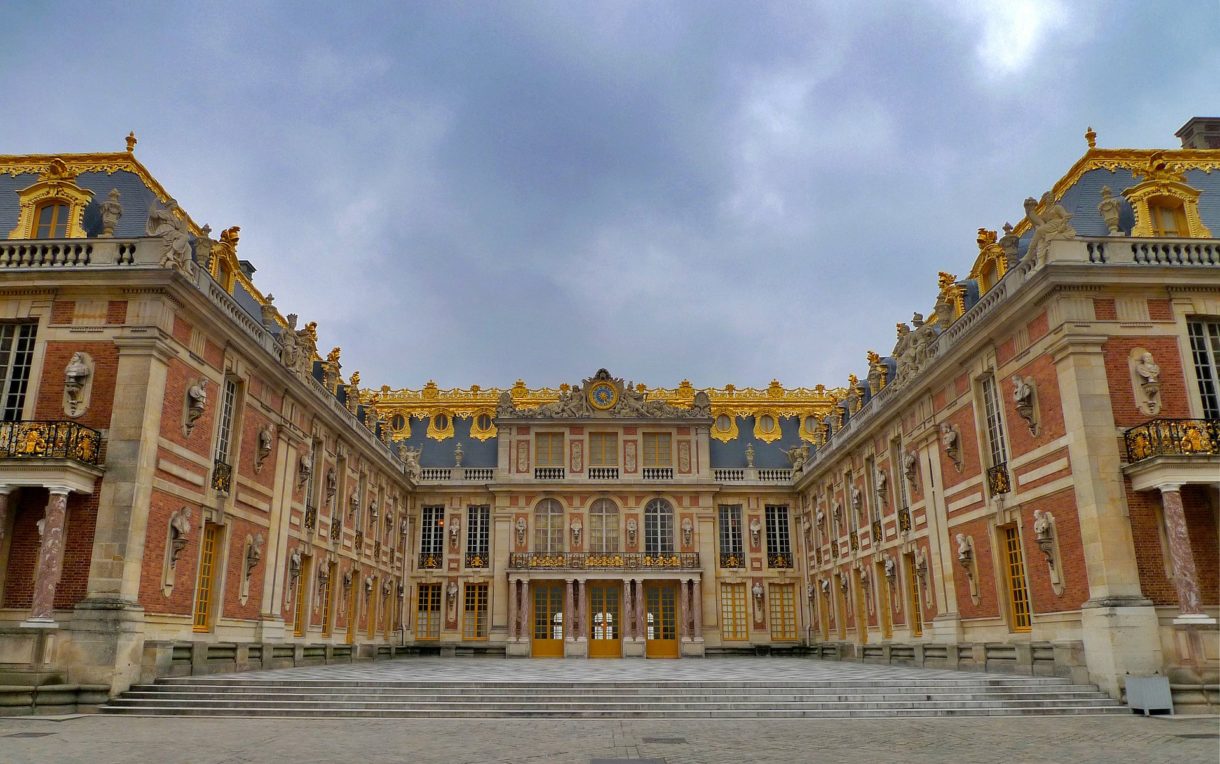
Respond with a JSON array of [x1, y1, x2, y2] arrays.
[[0, 420, 101, 466], [871, 520, 883, 542], [211, 459, 232, 494], [418, 553, 444, 570], [303, 503, 317, 533], [849, 531, 859, 551], [330, 517, 342, 541], [1125, 418, 1219, 463], [353, 530, 364, 550], [507, 552, 700, 571], [987, 462, 1011, 495], [767, 552, 793, 569], [465, 552, 489, 569], [719, 552, 745, 569], [897, 507, 912, 533]]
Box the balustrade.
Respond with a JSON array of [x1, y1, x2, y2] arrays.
[[0, 420, 102, 465], [1125, 418, 1218, 463]]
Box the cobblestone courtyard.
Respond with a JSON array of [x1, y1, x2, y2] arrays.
[[1, 713, 1217, 763]]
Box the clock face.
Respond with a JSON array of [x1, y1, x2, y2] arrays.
[[588, 381, 619, 410]]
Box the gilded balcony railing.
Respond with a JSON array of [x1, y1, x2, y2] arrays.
[[719, 552, 745, 568], [465, 552, 489, 568], [507, 552, 700, 570], [1125, 418, 1219, 463], [871, 520, 883, 542], [211, 459, 232, 493], [987, 462, 1011, 495], [353, 530, 364, 551], [0, 420, 102, 466], [330, 517, 342, 541], [418, 553, 444, 570], [897, 507, 912, 533], [303, 503, 317, 533], [767, 552, 793, 569], [849, 531, 859, 552]]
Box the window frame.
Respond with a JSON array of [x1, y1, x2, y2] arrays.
[[534, 498, 565, 554], [642, 432, 672, 467], [465, 504, 490, 564], [1188, 318, 1220, 419], [463, 582, 490, 640], [534, 432, 565, 467], [768, 582, 798, 641], [0, 323, 37, 422], [764, 504, 791, 565], [420, 505, 445, 557], [587, 498, 620, 553], [589, 432, 619, 467], [719, 582, 748, 641], [717, 504, 743, 565], [643, 498, 675, 554]]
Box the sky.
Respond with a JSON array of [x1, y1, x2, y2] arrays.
[[2, 1, 1217, 390]]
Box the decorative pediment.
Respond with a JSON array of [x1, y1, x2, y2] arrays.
[[496, 369, 712, 420], [8, 158, 94, 239], [1123, 152, 1213, 238]]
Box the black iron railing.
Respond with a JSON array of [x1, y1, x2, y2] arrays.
[[211, 459, 232, 493], [418, 553, 444, 570], [465, 552, 489, 569], [330, 518, 342, 541], [0, 420, 101, 465], [871, 520, 883, 542], [719, 552, 745, 569], [353, 530, 364, 551], [1125, 418, 1219, 463], [303, 504, 317, 533], [897, 507, 911, 533], [767, 552, 793, 569], [507, 552, 700, 570], [987, 462, 1011, 495], [849, 531, 859, 551]]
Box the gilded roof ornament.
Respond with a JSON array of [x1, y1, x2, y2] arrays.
[[1085, 126, 1096, 149], [326, 347, 342, 366], [126, 131, 137, 153]]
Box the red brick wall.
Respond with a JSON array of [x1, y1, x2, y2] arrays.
[[105, 300, 127, 325], [160, 358, 214, 456], [1147, 299, 1173, 322], [1103, 337, 1191, 426], [1004, 354, 1065, 456], [221, 517, 265, 622], [50, 300, 75, 325], [1093, 298, 1117, 321], [56, 488, 99, 608], [1018, 489, 1089, 611], [951, 517, 1001, 620], [939, 405, 982, 491], [1130, 483, 1220, 607], [34, 341, 119, 430], [0, 487, 97, 610], [138, 490, 200, 614]]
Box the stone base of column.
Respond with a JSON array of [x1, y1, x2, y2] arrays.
[[1172, 613, 1218, 627], [506, 640, 530, 657], [61, 597, 146, 696], [681, 639, 705, 657], [19, 617, 59, 630], [1081, 597, 1163, 699], [563, 639, 587, 658], [929, 612, 963, 643], [254, 615, 287, 643], [623, 637, 646, 658]]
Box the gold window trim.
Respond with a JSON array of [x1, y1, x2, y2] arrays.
[[468, 409, 497, 441], [1124, 179, 1212, 238], [425, 410, 455, 441], [710, 411, 740, 444], [8, 158, 94, 240], [752, 410, 783, 443]]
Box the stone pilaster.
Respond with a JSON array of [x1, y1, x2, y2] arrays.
[[24, 488, 71, 626], [507, 578, 518, 640], [692, 579, 703, 640], [622, 578, 634, 640], [564, 579, 575, 641], [0, 486, 13, 542], [678, 579, 690, 641]]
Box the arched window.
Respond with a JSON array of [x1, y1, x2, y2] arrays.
[[588, 498, 619, 553], [644, 498, 674, 554], [534, 498, 564, 554], [33, 201, 70, 239]]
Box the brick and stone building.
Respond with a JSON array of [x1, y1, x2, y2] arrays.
[[0, 121, 1216, 712]]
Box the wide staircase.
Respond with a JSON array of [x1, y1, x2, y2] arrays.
[[102, 669, 1125, 718]]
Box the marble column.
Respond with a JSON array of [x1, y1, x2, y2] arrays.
[[636, 578, 646, 639], [26, 488, 71, 625], [576, 579, 587, 640], [622, 579, 634, 639], [678, 579, 690, 640], [519, 580, 530, 641], [508, 578, 518, 640], [564, 579, 575, 641], [691, 579, 703, 639], [1158, 485, 1207, 621]]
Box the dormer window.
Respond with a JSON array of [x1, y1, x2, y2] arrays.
[[33, 201, 70, 238], [1149, 198, 1188, 237]]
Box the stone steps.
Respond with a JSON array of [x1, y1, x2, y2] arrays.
[[102, 673, 1126, 718]]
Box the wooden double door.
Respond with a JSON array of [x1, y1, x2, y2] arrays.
[[587, 581, 622, 658], [531, 582, 565, 657], [644, 581, 679, 658]]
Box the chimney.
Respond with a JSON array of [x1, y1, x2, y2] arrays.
[[1175, 117, 1220, 149]]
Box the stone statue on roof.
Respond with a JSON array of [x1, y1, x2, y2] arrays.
[[1024, 192, 1077, 267], [99, 188, 122, 238], [147, 199, 192, 273]]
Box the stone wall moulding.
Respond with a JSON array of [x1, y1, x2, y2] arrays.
[[183, 377, 208, 438], [1012, 375, 1038, 435], [162, 506, 192, 596], [62, 351, 93, 418], [1033, 510, 1065, 597]]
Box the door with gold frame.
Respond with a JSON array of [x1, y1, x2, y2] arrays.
[[531, 581, 565, 657], [644, 581, 679, 658], [587, 581, 621, 658]]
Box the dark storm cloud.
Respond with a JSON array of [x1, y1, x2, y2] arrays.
[[2, 1, 1217, 389]]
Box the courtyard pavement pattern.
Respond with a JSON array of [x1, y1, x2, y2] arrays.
[[2, 658, 1217, 763]]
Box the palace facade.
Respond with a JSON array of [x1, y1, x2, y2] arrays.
[[0, 121, 1217, 712]]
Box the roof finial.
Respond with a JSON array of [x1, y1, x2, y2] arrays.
[[1084, 126, 1096, 149], [126, 131, 138, 152]]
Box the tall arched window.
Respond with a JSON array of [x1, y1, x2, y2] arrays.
[[644, 498, 674, 554], [534, 498, 565, 554], [588, 499, 620, 553]]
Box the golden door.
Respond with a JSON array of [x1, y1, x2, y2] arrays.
[[644, 582, 679, 658], [587, 582, 621, 658], [531, 582, 565, 657]]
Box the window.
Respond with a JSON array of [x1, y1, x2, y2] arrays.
[[893, 440, 910, 510], [765, 505, 791, 567], [293, 555, 312, 637], [463, 583, 489, 639], [980, 374, 1008, 468], [865, 456, 880, 524], [416, 583, 442, 640], [643, 498, 674, 554], [420, 505, 445, 562], [466, 505, 490, 566], [642, 433, 672, 467], [588, 498, 619, 553], [589, 432, 618, 466], [32, 201, 69, 239], [1002, 525, 1032, 632], [535, 432, 564, 467], [0, 323, 36, 422], [534, 498, 565, 553], [215, 378, 239, 464], [768, 583, 797, 640], [1149, 199, 1188, 237], [717, 505, 743, 567], [320, 561, 336, 636], [192, 523, 223, 632], [719, 582, 748, 640], [1189, 319, 1220, 419], [905, 553, 923, 637]]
